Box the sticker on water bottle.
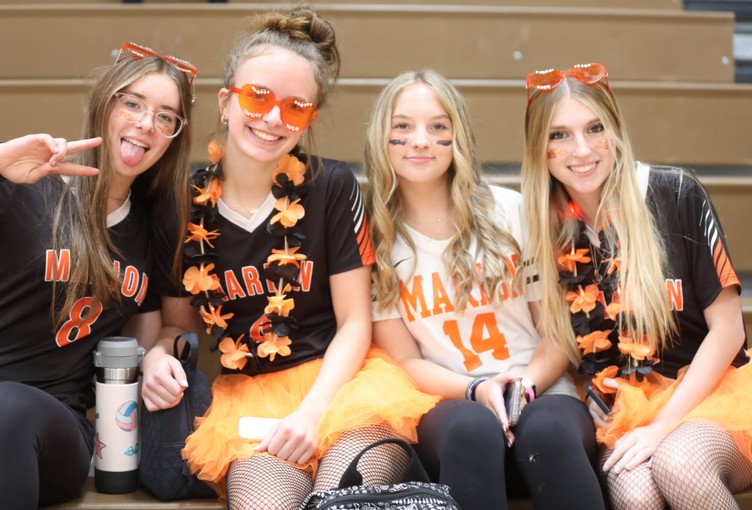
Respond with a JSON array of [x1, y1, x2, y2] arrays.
[[95, 382, 140, 471]]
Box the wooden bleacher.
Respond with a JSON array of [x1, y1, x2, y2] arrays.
[[2, 1, 749, 507], [40, 480, 752, 510], [0, 4, 737, 82], [3, 4, 750, 276]]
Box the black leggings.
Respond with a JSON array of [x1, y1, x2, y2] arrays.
[[415, 395, 606, 510], [0, 382, 93, 509], [512, 394, 605, 510], [415, 399, 505, 510]]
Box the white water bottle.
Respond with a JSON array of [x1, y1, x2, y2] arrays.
[[92, 336, 145, 494]]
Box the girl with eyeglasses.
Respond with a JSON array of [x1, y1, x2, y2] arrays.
[[0, 44, 194, 508], [141, 6, 438, 508], [522, 63, 752, 510], [364, 69, 605, 510]]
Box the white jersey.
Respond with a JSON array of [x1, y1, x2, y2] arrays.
[[374, 186, 576, 397]]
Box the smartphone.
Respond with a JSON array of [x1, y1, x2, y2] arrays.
[[585, 385, 612, 414], [503, 379, 524, 427], [237, 416, 280, 440]]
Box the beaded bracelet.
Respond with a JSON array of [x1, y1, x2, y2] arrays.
[[465, 376, 489, 401]]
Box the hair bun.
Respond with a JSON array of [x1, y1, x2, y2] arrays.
[[256, 6, 340, 80]]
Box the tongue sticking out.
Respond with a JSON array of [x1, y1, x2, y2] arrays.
[[121, 139, 147, 167]]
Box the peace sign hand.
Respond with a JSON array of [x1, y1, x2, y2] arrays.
[[0, 134, 101, 184]]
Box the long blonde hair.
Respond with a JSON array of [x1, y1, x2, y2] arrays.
[[52, 56, 193, 325], [522, 78, 676, 363], [366, 70, 521, 313]]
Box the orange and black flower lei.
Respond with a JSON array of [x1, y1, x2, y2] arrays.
[[559, 219, 658, 384], [182, 141, 308, 371]]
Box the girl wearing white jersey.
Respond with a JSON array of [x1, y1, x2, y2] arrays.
[[365, 69, 606, 510]]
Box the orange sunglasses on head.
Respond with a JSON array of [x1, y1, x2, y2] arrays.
[[228, 84, 318, 133], [114, 41, 197, 87], [526, 63, 608, 106]]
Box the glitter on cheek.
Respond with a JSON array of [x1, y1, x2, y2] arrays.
[[435, 139, 452, 146], [547, 147, 568, 159], [593, 139, 610, 150], [388, 139, 407, 146]]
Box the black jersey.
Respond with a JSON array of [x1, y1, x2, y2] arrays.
[[0, 179, 152, 415], [153, 157, 374, 376], [645, 165, 748, 377]]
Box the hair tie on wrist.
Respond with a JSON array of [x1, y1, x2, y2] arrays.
[[521, 377, 537, 402], [465, 376, 489, 401]]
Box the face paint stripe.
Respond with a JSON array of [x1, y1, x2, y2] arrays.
[[592, 140, 610, 150], [548, 148, 568, 159]]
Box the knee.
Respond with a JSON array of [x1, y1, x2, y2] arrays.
[[651, 421, 731, 493], [608, 485, 663, 510], [651, 444, 691, 486], [515, 403, 589, 454], [652, 448, 717, 503], [443, 404, 504, 450], [421, 401, 504, 457]]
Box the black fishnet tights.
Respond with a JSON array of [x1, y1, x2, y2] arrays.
[[227, 454, 312, 510], [601, 420, 752, 510], [313, 424, 409, 491], [225, 424, 407, 510], [600, 447, 663, 510]]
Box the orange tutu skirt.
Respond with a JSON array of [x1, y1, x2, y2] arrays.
[[182, 348, 439, 499], [597, 363, 752, 460]]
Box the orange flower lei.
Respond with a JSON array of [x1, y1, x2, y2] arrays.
[[182, 142, 308, 370], [559, 216, 658, 384]]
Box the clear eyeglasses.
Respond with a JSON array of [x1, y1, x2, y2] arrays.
[[114, 92, 186, 139]]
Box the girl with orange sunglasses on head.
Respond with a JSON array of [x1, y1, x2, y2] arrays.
[[523, 63, 752, 510], [141, 6, 438, 508], [365, 69, 606, 510], [0, 43, 194, 508]]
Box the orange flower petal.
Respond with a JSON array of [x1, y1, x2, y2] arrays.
[[185, 222, 220, 248], [183, 263, 221, 295], [593, 365, 620, 395], [273, 154, 306, 186], [577, 330, 612, 353], [557, 248, 591, 273], [617, 334, 654, 361], [271, 198, 305, 228], [192, 178, 222, 207], [257, 333, 292, 362], [605, 257, 621, 275], [199, 304, 234, 335], [605, 302, 621, 321], [265, 295, 295, 317], [568, 284, 600, 314], [219, 335, 249, 370], [267, 246, 307, 267], [208, 140, 225, 165]]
